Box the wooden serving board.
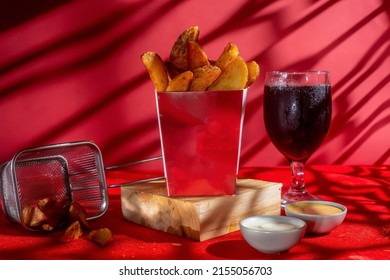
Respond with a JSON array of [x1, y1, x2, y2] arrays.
[[121, 178, 282, 241]]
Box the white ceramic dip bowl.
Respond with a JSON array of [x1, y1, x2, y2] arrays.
[[285, 200, 347, 235], [240, 215, 306, 254]]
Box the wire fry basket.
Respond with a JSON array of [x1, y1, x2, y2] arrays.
[[0, 141, 162, 229]]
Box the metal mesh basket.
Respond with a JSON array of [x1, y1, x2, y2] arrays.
[[0, 141, 109, 229]]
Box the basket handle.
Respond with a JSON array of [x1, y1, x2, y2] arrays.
[[104, 156, 165, 188]]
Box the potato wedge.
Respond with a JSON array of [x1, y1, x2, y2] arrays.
[[165, 62, 181, 79], [22, 206, 48, 228], [141, 52, 169, 91], [208, 56, 248, 90], [166, 70, 193, 91], [215, 42, 239, 70], [41, 198, 69, 229], [60, 221, 83, 243], [141, 26, 260, 92], [69, 201, 90, 230], [190, 65, 221, 91], [246, 61, 260, 87], [187, 40, 209, 70], [170, 26, 200, 71], [89, 228, 112, 246]]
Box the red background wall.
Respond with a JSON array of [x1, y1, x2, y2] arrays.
[[0, 0, 389, 168]]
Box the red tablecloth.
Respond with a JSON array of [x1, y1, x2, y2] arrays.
[[1, 165, 389, 260]]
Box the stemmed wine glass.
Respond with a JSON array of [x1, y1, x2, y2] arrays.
[[263, 71, 332, 208]]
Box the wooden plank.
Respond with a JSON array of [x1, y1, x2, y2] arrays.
[[121, 178, 281, 241]]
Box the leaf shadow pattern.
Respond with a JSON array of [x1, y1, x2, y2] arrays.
[[1, 0, 388, 166], [240, 1, 389, 165], [0, 0, 69, 33], [0, 1, 182, 163]]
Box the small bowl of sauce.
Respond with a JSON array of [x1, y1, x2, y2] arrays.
[[240, 216, 306, 254], [285, 201, 347, 234]]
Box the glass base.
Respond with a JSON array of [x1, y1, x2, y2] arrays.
[[281, 191, 320, 209]]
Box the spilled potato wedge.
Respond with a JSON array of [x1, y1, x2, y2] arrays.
[[170, 26, 200, 71], [166, 71, 193, 91], [190, 65, 221, 91], [69, 201, 90, 230], [246, 61, 260, 87], [141, 52, 169, 92], [22, 206, 47, 228], [89, 228, 112, 246], [208, 56, 248, 90], [60, 221, 83, 243]]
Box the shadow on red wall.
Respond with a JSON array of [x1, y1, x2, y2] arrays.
[[0, 0, 389, 166]]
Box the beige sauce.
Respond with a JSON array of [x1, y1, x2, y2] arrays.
[[252, 220, 298, 231], [287, 202, 343, 215]]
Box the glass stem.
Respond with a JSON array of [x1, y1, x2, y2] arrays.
[[289, 161, 306, 194]]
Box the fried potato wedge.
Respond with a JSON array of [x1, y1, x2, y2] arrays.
[[89, 228, 112, 246], [69, 201, 90, 230], [208, 56, 248, 90], [246, 61, 260, 87], [190, 65, 221, 91], [41, 198, 69, 229], [166, 70, 193, 91], [22, 206, 47, 228], [170, 26, 200, 71], [142, 27, 260, 91], [215, 42, 239, 70], [165, 62, 181, 79], [141, 52, 169, 92], [187, 40, 210, 70], [60, 221, 83, 243]]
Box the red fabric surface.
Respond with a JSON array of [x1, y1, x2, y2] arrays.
[[0, 165, 389, 260]]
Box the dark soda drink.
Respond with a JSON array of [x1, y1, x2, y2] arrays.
[[263, 85, 331, 162]]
